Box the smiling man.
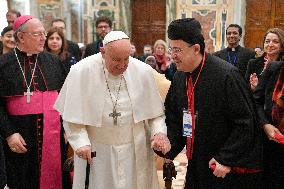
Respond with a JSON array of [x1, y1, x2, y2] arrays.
[[161, 18, 263, 189], [213, 24, 255, 77], [55, 31, 171, 189], [0, 15, 70, 189]]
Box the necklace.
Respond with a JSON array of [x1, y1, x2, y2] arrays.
[[14, 48, 38, 103], [102, 61, 123, 125]]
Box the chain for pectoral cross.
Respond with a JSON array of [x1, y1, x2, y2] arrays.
[[102, 61, 123, 125], [14, 48, 38, 104]]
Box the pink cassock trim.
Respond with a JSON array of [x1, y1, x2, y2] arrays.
[[5, 91, 62, 189]]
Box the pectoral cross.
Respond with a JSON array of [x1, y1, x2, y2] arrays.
[[109, 108, 121, 125], [24, 88, 33, 103]]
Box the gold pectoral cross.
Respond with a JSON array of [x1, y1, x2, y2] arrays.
[[24, 88, 33, 103], [109, 108, 121, 125]]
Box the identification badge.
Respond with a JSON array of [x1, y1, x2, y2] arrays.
[[183, 109, 193, 137]]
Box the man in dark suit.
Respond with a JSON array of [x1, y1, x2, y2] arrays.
[[213, 24, 255, 77], [51, 18, 81, 61], [83, 16, 112, 58]]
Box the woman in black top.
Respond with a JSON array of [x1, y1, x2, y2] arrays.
[[44, 27, 77, 73], [246, 28, 284, 90], [254, 61, 284, 188]]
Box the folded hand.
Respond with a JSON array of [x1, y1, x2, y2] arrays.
[[151, 133, 171, 154]]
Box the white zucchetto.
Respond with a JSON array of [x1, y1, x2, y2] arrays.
[[103, 31, 129, 46]]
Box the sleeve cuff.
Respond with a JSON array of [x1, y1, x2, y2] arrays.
[[148, 115, 167, 137], [63, 121, 91, 151]]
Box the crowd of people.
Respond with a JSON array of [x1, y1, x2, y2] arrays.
[[0, 8, 283, 189]]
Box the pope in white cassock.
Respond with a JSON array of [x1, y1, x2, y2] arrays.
[[54, 31, 171, 189]]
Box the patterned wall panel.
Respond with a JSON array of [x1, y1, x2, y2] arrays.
[[193, 10, 216, 53], [175, 0, 235, 52]]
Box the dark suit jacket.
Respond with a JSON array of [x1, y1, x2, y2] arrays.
[[67, 40, 81, 61], [213, 45, 255, 77], [83, 40, 102, 58]]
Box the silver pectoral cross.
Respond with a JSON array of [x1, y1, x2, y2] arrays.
[[109, 108, 121, 125], [24, 88, 33, 103]]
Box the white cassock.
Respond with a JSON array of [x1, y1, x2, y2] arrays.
[[54, 53, 167, 189]]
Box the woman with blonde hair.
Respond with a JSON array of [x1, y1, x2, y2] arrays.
[[153, 39, 176, 81]]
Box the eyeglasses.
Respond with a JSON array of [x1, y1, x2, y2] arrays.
[[168, 45, 194, 54], [22, 31, 47, 37], [168, 47, 183, 54]]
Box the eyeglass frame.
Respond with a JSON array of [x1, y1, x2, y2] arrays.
[[21, 31, 47, 38], [168, 44, 194, 54]]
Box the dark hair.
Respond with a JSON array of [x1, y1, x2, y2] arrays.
[[1, 26, 13, 36], [51, 18, 66, 27], [95, 16, 112, 28], [263, 28, 284, 60], [168, 18, 205, 54], [45, 27, 69, 61], [6, 9, 21, 17], [226, 24, 242, 36]]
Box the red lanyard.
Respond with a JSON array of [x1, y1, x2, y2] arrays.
[[186, 51, 206, 111], [185, 51, 206, 159]]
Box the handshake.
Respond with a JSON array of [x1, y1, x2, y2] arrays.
[[150, 133, 171, 155]]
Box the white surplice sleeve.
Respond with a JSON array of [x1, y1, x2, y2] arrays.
[[63, 121, 91, 151], [148, 115, 167, 137]]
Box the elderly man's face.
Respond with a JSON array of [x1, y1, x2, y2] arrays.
[[18, 19, 46, 54], [101, 39, 131, 76], [169, 40, 197, 72]]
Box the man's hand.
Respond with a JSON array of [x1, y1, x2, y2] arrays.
[[151, 133, 171, 154], [263, 123, 280, 143], [75, 145, 92, 164], [6, 133, 27, 153], [209, 158, 231, 178]]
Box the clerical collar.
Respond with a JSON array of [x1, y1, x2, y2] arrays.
[[15, 46, 36, 57], [227, 45, 240, 52]]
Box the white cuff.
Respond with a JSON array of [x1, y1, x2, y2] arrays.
[[148, 115, 167, 137], [63, 121, 91, 151]]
